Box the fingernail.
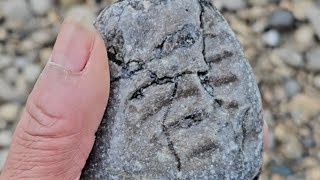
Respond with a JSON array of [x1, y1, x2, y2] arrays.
[[51, 14, 95, 72]]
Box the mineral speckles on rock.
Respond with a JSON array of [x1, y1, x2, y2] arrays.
[[81, 0, 263, 179]]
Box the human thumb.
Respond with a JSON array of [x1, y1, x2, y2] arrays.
[[0, 15, 109, 180]]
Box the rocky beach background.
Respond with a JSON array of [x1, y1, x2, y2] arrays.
[[0, 0, 319, 179]]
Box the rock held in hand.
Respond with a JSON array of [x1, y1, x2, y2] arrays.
[[82, 0, 263, 179]]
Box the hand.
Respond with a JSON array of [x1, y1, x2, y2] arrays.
[[0, 15, 110, 180], [0, 15, 269, 180]]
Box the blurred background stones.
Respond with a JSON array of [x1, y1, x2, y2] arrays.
[[0, 0, 319, 179]]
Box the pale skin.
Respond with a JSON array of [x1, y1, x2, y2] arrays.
[[0, 16, 268, 180]]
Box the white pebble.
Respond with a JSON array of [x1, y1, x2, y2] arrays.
[[29, 0, 53, 16], [0, 130, 12, 147], [262, 30, 280, 47], [0, 103, 20, 122], [24, 64, 42, 83]]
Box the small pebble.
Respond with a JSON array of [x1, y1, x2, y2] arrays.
[[274, 48, 304, 68], [3, 67, 19, 84], [0, 78, 19, 102], [248, 0, 268, 6], [29, 0, 53, 16], [307, 6, 320, 39], [288, 94, 320, 124], [0, 103, 20, 122], [23, 64, 42, 83], [59, 0, 84, 9], [313, 75, 320, 89], [306, 48, 320, 72], [215, 0, 247, 11], [0, 28, 7, 41], [31, 29, 55, 47], [271, 174, 285, 180], [0, 55, 11, 70], [39, 48, 52, 66], [0, 120, 6, 130], [15, 75, 29, 96], [3, 0, 32, 28], [262, 30, 280, 47], [306, 167, 320, 180], [294, 25, 314, 52], [66, 5, 96, 23], [0, 130, 12, 147], [269, 9, 295, 30], [284, 79, 300, 98], [280, 135, 303, 159], [269, 162, 293, 176]]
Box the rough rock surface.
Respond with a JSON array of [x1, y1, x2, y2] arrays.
[[81, 0, 263, 179]]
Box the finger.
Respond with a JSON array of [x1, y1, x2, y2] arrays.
[[0, 15, 109, 180]]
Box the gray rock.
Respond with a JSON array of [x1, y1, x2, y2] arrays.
[[306, 48, 320, 72], [82, 0, 263, 179], [268, 9, 295, 30]]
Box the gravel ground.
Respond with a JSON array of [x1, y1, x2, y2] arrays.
[[0, 0, 319, 179]]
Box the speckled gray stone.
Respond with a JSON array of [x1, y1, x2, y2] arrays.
[[81, 0, 263, 179]]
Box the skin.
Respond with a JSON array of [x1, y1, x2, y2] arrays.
[[0, 16, 268, 180], [0, 16, 109, 180]]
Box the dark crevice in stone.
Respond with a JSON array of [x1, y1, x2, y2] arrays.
[[128, 0, 145, 10], [122, 61, 145, 78], [154, 24, 201, 59], [110, 61, 145, 83], [214, 99, 224, 107], [167, 111, 206, 130], [203, 33, 218, 38], [211, 73, 238, 87], [129, 70, 194, 100], [171, 82, 178, 99], [252, 168, 261, 180], [105, 28, 125, 67], [227, 101, 239, 109], [162, 82, 181, 174], [232, 106, 250, 162], [199, 0, 208, 66], [197, 71, 214, 97], [108, 47, 124, 66], [198, 1, 216, 99], [241, 108, 250, 151], [147, 0, 168, 6], [207, 51, 234, 64], [129, 89, 144, 100], [188, 140, 218, 159]]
